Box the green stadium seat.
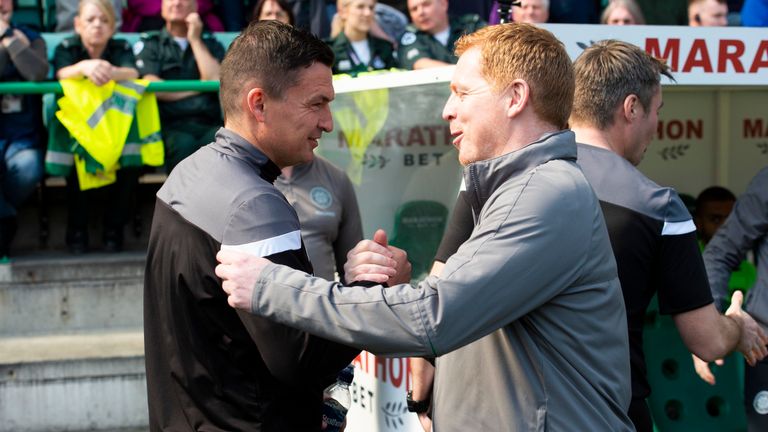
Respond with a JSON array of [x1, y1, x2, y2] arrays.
[[12, 0, 44, 30], [644, 294, 747, 432], [389, 200, 448, 281]]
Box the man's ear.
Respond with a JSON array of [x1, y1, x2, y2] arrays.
[[506, 79, 530, 119], [246, 88, 267, 123], [622, 94, 639, 122]]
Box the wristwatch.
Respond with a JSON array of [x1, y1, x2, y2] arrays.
[[0, 28, 14, 41], [406, 390, 430, 414]]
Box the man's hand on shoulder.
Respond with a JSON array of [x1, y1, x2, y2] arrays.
[[216, 249, 272, 312], [725, 290, 768, 365]]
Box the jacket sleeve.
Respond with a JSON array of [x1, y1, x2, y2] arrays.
[[249, 167, 600, 357], [223, 194, 358, 387], [3, 34, 48, 81], [704, 168, 768, 310]]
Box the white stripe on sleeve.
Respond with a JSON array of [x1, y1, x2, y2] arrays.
[[661, 219, 696, 236], [220, 230, 302, 257]]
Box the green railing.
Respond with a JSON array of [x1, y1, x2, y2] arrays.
[[0, 80, 220, 94]]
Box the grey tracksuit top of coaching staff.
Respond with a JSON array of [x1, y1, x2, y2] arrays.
[[245, 131, 634, 431], [143, 128, 359, 431]]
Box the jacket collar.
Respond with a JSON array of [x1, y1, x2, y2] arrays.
[[212, 128, 281, 183], [464, 130, 577, 213]]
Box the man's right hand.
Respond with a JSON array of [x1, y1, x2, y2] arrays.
[[725, 290, 768, 366], [343, 229, 412, 285]]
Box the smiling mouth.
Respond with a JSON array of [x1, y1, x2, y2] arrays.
[[451, 131, 463, 147]]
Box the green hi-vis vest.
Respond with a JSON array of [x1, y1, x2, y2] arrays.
[[45, 78, 164, 190]]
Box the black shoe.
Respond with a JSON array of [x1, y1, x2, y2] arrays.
[[66, 229, 88, 255], [0, 216, 17, 259], [103, 228, 123, 253]]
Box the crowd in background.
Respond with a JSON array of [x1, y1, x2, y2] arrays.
[[0, 0, 767, 260]]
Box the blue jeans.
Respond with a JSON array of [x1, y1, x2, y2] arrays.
[[0, 138, 43, 218]]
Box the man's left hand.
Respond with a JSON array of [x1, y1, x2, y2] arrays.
[[692, 353, 724, 385], [215, 249, 272, 312], [725, 290, 768, 365]]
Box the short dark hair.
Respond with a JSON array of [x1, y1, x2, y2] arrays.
[[250, 0, 295, 25], [571, 40, 674, 130], [695, 186, 736, 215], [220, 20, 334, 120]]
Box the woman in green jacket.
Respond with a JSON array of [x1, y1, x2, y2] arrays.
[[52, 0, 140, 253], [326, 0, 397, 76]]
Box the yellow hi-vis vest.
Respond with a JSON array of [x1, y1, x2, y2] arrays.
[[53, 79, 164, 190]]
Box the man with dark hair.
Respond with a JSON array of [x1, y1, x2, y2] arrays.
[[695, 186, 737, 244], [143, 20, 359, 431], [0, 0, 48, 259], [217, 23, 634, 431]]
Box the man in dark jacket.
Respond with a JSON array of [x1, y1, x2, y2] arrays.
[[0, 0, 48, 259], [143, 21, 359, 431]]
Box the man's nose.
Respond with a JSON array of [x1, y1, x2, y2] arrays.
[[441, 94, 456, 121], [319, 106, 334, 132]]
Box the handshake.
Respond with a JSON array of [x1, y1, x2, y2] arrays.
[[216, 229, 413, 312]]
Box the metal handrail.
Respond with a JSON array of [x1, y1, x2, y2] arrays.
[[0, 80, 220, 94]]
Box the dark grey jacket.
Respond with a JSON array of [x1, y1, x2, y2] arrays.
[[247, 131, 633, 431], [704, 166, 768, 330]]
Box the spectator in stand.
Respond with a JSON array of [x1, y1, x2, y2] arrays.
[[397, 0, 485, 70], [0, 0, 48, 259], [688, 0, 728, 26], [601, 0, 646, 24], [121, 0, 224, 32], [330, 0, 408, 46], [513, 0, 549, 23], [56, 0, 122, 32], [134, 0, 225, 173], [53, 0, 141, 253], [741, 0, 768, 26], [251, 0, 295, 24], [326, 0, 396, 75]]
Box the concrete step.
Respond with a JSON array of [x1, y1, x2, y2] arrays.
[[0, 252, 145, 337], [0, 331, 148, 432]]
